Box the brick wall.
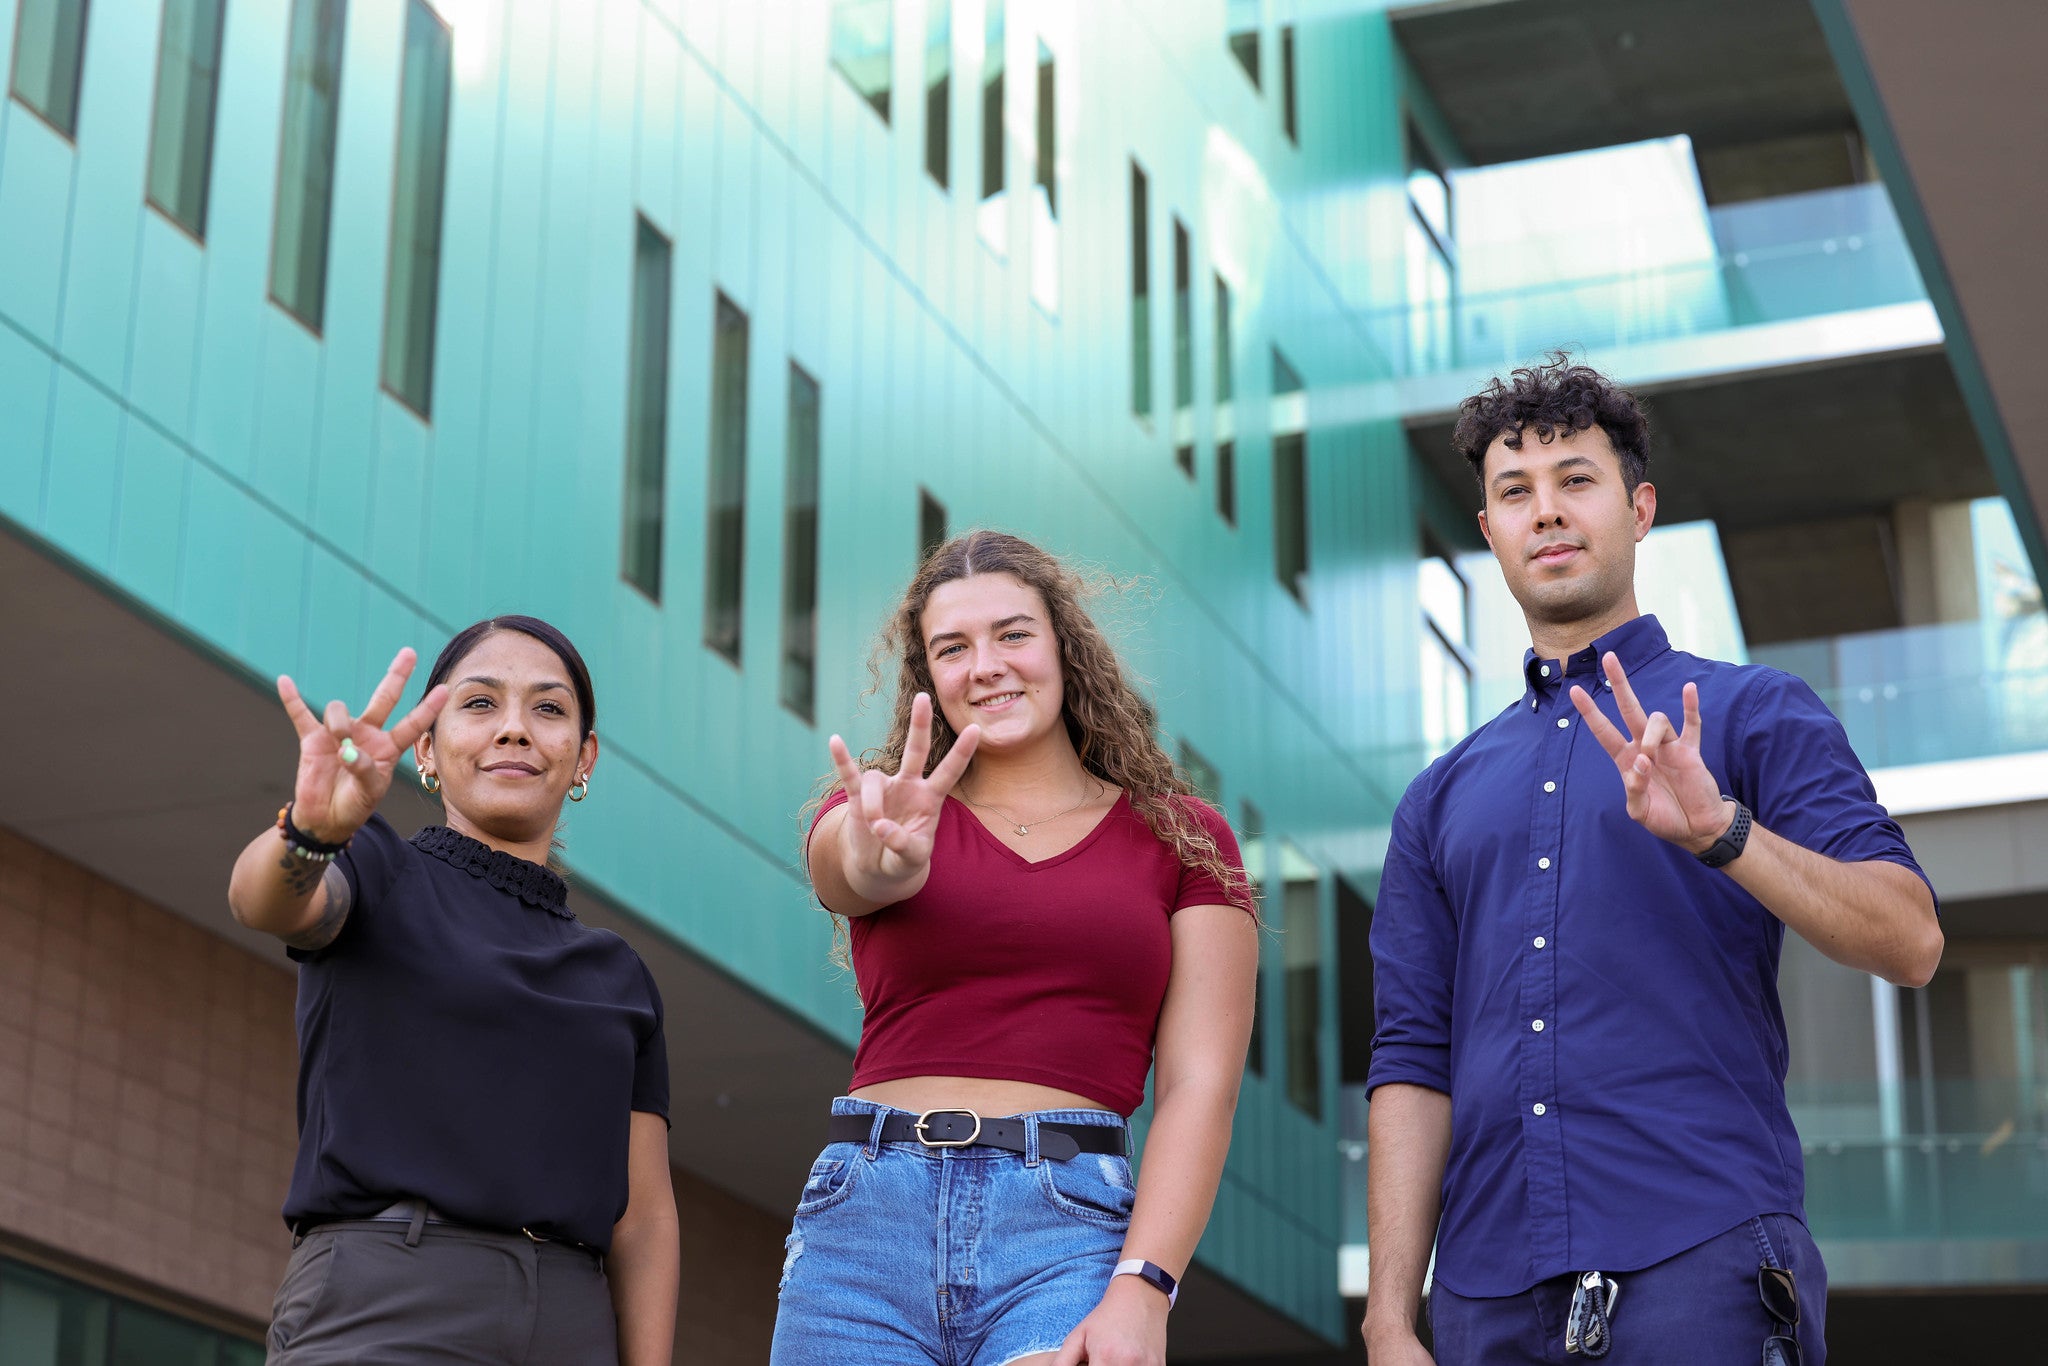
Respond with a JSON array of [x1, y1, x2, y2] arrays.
[[0, 825, 785, 1359]]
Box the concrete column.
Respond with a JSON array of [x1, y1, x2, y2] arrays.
[[1893, 498, 1981, 626]]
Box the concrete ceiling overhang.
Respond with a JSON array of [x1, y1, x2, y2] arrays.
[[1390, 0, 1855, 165], [0, 520, 1332, 1357]]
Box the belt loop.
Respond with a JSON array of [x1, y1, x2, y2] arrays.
[[1024, 1113, 1041, 1168], [865, 1106, 887, 1160], [405, 1198, 427, 1248]]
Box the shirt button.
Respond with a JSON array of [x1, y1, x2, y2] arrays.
[[1532, 1019, 1545, 1031], [1538, 857, 1552, 870], [1533, 1103, 1547, 1116], [1534, 936, 1547, 949], [1557, 717, 1570, 729], [1544, 781, 1557, 793], [1540, 665, 1551, 677]]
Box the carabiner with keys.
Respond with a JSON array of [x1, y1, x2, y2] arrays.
[[1565, 1271, 1621, 1357]]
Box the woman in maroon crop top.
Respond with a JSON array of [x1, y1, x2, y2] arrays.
[[772, 531, 1259, 1366]]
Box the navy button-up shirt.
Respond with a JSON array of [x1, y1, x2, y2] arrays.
[[1367, 615, 1930, 1296]]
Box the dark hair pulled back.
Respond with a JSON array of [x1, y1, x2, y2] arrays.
[[424, 615, 597, 740]]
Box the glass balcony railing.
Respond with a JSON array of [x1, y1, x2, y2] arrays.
[[1750, 611, 2048, 769], [1390, 182, 1930, 380], [1338, 1081, 2048, 1254]]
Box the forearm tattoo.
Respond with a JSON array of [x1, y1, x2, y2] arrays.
[[276, 847, 327, 897], [281, 866, 355, 951]]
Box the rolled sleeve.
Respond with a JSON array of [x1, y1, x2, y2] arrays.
[[1736, 671, 1937, 909], [1366, 781, 1458, 1096]]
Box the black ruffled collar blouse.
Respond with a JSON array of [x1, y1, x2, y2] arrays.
[[409, 824, 572, 917]]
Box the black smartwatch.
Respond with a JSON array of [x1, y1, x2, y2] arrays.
[[1697, 797, 1752, 869]]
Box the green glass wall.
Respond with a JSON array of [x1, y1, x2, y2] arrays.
[[0, 0, 1434, 1339]]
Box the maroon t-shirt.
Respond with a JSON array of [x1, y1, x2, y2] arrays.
[[811, 789, 1246, 1116]]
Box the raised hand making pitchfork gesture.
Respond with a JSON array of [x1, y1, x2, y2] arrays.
[[825, 691, 980, 903], [1568, 651, 1737, 856]]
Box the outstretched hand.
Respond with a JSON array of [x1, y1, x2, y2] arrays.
[[277, 647, 448, 843], [1569, 653, 1732, 855], [827, 693, 979, 890]]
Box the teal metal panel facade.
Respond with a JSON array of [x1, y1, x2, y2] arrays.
[[0, 0, 1433, 1339]]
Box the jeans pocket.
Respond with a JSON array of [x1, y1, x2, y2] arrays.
[[268, 1236, 342, 1354], [793, 1147, 864, 1216], [1037, 1152, 1136, 1225]]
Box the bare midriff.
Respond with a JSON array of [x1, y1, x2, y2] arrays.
[[852, 1075, 1115, 1117]]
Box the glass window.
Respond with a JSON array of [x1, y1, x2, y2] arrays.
[[379, 0, 452, 418], [0, 1253, 264, 1366], [1130, 160, 1151, 420], [1406, 118, 1456, 374], [919, 488, 947, 561], [924, 0, 949, 187], [830, 0, 892, 122], [1218, 442, 1237, 526], [1280, 22, 1298, 143], [977, 0, 1005, 252], [1272, 349, 1307, 600], [1213, 274, 1233, 405], [781, 363, 822, 720], [1029, 37, 1056, 312], [145, 0, 226, 238], [1227, 0, 1260, 89], [621, 215, 673, 602], [1177, 739, 1221, 806], [1172, 217, 1192, 475], [269, 0, 347, 331], [1420, 545, 1474, 759], [1241, 800, 1267, 1076], [8, 0, 89, 138], [704, 291, 750, 664], [1281, 841, 1322, 1118]]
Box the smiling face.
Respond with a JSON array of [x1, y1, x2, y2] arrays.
[[1478, 423, 1656, 631], [920, 572, 1068, 756], [414, 630, 598, 847]]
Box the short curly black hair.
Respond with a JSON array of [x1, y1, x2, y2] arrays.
[[1452, 352, 1650, 495]]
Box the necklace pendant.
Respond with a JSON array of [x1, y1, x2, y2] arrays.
[[1016, 825, 1030, 836]]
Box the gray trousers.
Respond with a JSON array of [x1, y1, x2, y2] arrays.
[[266, 1218, 618, 1364]]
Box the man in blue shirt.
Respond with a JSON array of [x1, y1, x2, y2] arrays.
[[1360, 357, 1942, 1366]]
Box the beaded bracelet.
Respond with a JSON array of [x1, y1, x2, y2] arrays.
[[276, 804, 351, 863]]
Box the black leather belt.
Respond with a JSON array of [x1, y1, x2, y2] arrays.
[[827, 1108, 1127, 1161]]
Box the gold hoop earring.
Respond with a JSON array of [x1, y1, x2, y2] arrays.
[[421, 770, 441, 795], [569, 774, 589, 803]]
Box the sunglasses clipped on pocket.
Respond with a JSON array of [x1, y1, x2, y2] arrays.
[[1759, 1265, 1802, 1366]]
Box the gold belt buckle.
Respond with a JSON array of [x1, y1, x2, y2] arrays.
[[913, 1108, 982, 1148]]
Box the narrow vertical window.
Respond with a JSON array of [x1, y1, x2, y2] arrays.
[[1172, 217, 1193, 477], [1272, 348, 1308, 600], [829, 0, 892, 122], [1241, 800, 1267, 1076], [918, 489, 948, 562], [1215, 273, 1236, 523], [1227, 0, 1260, 89], [977, 0, 1006, 253], [1280, 23, 1298, 143], [379, 0, 452, 418], [270, 0, 347, 331], [1029, 38, 1057, 311], [924, 0, 950, 187], [1406, 119, 1457, 374], [1130, 161, 1151, 420], [145, 0, 227, 238], [781, 364, 822, 720], [1282, 841, 1323, 1118], [9, 0, 90, 139], [1420, 537, 1474, 759], [1177, 740, 1221, 806], [620, 216, 673, 602], [704, 292, 750, 663]]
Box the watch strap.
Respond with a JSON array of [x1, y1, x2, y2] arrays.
[[1112, 1258, 1179, 1308], [1697, 797, 1752, 868]]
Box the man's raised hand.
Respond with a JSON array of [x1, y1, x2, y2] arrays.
[[828, 693, 980, 894], [1569, 652, 1732, 855], [277, 647, 448, 843]]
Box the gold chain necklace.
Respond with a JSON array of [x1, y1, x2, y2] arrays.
[[958, 777, 1104, 836]]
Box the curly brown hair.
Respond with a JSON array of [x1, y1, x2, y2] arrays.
[[804, 530, 1257, 958], [1452, 351, 1651, 495]]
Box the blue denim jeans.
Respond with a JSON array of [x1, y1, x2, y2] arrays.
[[769, 1099, 1134, 1366], [1430, 1214, 1828, 1366]]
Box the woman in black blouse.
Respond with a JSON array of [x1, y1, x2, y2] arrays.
[[227, 616, 678, 1365]]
